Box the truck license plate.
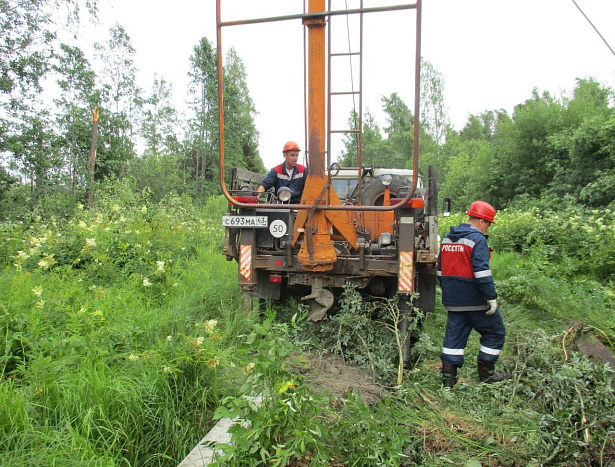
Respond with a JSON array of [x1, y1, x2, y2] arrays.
[[222, 216, 268, 228]]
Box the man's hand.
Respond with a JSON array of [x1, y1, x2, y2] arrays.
[[486, 299, 498, 315]]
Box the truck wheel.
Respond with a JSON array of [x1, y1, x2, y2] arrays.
[[360, 174, 410, 206]]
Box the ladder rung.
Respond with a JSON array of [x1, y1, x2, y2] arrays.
[[331, 91, 360, 96], [331, 129, 360, 134], [330, 52, 360, 57]]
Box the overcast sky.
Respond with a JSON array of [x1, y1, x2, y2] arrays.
[[82, 0, 615, 169]]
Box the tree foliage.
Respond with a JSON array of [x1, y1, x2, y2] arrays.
[[0, 8, 264, 212], [184, 39, 263, 198], [1, 2, 613, 217], [140, 75, 178, 157], [440, 78, 615, 210]]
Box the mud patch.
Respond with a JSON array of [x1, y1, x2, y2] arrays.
[[289, 353, 386, 404]]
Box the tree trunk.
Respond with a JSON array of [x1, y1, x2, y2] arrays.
[[85, 107, 99, 209]]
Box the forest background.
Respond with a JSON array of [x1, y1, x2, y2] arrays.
[[0, 1, 614, 465], [1, 0, 615, 216]]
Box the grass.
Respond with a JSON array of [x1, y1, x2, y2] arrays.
[[1, 197, 613, 466], [0, 195, 254, 465]]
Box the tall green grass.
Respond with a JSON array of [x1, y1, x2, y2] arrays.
[[1, 197, 613, 465], [0, 195, 252, 465]]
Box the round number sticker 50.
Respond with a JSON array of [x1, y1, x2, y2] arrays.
[[269, 219, 287, 238]]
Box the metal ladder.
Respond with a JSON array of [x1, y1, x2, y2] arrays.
[[326, 0, 365, 199]]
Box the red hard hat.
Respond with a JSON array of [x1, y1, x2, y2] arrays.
[[467, 200, 496, 223], [283, 141, 301, 153]]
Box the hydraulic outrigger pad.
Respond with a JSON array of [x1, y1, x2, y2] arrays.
[[301, 276, 334, 322]]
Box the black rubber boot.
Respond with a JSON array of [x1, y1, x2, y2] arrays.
[[441, 363, 458, 388], [477, 360, 511, 383]]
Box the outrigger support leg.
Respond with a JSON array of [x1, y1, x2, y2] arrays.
[[241, 286, 261, 316], [301, 276, 334, 322]]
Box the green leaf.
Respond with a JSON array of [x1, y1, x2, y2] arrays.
[[246, 332, 256, 345], [213, 406, 230, 420]]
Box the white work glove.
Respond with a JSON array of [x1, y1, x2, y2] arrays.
[[486, 299, 498, 316]]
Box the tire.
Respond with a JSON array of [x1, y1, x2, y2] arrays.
[[360, 174, 411, 206]]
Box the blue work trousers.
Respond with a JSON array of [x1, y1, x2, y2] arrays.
[[441, 309, 506, 367]]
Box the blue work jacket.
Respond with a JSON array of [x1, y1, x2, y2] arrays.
[[260, 163, 307, 203], [437, 223, 498, 312]]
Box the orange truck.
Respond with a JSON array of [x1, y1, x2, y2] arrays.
[[217, 0, 438, 366]]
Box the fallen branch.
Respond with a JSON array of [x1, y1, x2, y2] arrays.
[[573, 382, 591, 445]]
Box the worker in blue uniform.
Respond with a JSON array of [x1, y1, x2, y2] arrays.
[[437, 200, 510, 387], [257, 141, 307, 203]]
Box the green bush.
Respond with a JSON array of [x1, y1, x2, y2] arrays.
[[441, 205, 615, 283]]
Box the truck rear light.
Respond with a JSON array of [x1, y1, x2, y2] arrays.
[[274, 260, 283, 266], [232, 196, 259, 204], [269, 274, 282, 283], [390, 197, 424, 209]]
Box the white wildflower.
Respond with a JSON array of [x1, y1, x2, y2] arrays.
[[37, 260, 49, 269], [16, 251, 29, 260], [143, 278, 152, 287], [111, 204, 120, 213], [141, 205, 147, 213], [78, 221, 87, 228], [85, 238, 96, 248], [128, 354, 139, 361], [163, 366, 172, 373], [156, 261, 165, 273], [196, 336, 205, 346], [203, 319, 218, 335], [36, 300, 45, 309], [32, 286, 43, 297], [166, 335, 173, 342]]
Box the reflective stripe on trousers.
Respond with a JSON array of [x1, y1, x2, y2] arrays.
[[441, 309, 506, 367]]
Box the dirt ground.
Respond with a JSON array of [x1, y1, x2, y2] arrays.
[[289, 352, 386, 405]]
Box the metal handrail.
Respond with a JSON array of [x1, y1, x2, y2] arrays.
[[216, 0, 422, 212]]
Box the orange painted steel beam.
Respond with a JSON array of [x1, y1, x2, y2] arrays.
[[216, 0, 422, 213], [293, 0, 359, 270]]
